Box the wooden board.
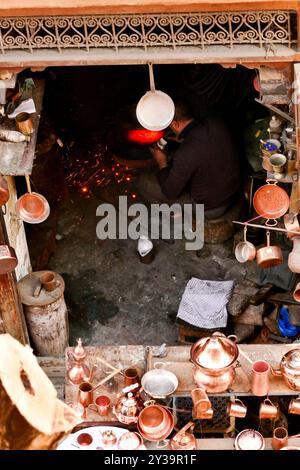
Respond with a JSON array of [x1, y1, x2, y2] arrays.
[[65, 346, 146, 423], [38, 356, 65, 401], [147, 344, 300, 396]]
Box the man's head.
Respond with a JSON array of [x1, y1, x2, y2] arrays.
[[170, 100, 194, 135]]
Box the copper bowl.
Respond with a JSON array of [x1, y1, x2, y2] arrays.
[[138, 404, 168, 434], [235, 429, 265, 450], [15, 192, 50, 224], [118, 432, 143, 450], [138, 406, 174, 442], [76, 432, 93, 446]]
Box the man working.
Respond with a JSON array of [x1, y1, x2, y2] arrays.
[[151, 101, 242, 219]]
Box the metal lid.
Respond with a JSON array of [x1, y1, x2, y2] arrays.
[[73, 338, 86, 361], [283, 348, 300, 369], [235, 429, 265, 450], [191, 332, 238, 369]]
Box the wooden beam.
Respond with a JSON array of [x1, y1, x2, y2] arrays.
[[0, 1, 298, 17], [0, 211, 29, 344]]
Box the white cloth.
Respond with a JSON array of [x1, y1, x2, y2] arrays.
[[8, 98, 36, 119], [177, 278, 234, 329]]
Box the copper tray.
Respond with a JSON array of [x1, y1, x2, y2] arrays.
[[253, 180, 289, 220]]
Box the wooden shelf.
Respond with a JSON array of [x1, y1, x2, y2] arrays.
[[0, 78, 45, 176]]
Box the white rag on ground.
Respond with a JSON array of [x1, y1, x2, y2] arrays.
[[177, 278, 235, 329]]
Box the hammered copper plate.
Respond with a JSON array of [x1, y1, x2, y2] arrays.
[[253, 184, 289, 219]]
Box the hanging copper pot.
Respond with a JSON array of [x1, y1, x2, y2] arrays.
[[190, 332, 239, 394], [256, 231, 283, 268], [0, 244, 18, 274], [0, 176, 9, 206]]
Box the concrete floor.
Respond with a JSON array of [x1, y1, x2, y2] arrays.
[[47, 185, 258, 346]]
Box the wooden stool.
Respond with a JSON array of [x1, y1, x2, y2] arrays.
[[195, 197, 246, 245], [175, 318, 226, 344]]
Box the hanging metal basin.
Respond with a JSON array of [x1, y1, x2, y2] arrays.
[[15, 192, 50, 224], [253, 179, 289, 220]]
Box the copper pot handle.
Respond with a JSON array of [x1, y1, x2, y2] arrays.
[[265, 219, 278, 227], [227, 334, 238, 343], [270, 365, 282, 377], [67, 350, 75, 362], [189, 357, 198, 367], [174, 421, 195, 439], [87, 403, 98, 414], [266, 179, 278, 186]]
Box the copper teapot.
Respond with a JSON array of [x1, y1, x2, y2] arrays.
[[271, 348, 300, 391], [190, 332, 239, 394], [113, 383, 144, 425], [169, 422, 197, 450]]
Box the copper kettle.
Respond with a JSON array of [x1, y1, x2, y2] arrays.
[[113, 383, 144, 425], [169, 422, 197, 450], [190, 332, 239, 394], [271, 348, 300, 391]]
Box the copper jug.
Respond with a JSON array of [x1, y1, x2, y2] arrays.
[[169, 422, 197, 450], [67, 339, 94, 385], [113, 383, 144, 425]]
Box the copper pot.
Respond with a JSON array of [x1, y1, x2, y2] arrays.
[[190, 332, 239, 395], [0, 244, 18, 274], [256, 231, 283, 268], [271, 348, 300, 390], [0, 176, 9, 206], [137, 404, 174, 442]]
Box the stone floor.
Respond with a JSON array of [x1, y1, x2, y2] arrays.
[[45, 186, 263, 346]]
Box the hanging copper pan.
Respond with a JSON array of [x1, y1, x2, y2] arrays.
[[253, 179, 289, 222], [15, 175, 50, 224], [0, 245, 18, 274], [0, 176, 9, 206], [256, 231, 283, 268]]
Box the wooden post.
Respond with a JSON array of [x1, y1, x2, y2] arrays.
[[0, 210, 29, 344], [294, 64, 300, 211]]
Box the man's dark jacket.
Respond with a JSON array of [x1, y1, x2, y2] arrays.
[[157, 116, 241, 211]]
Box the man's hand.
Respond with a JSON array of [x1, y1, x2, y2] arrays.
[[149, 145, 168, 169]]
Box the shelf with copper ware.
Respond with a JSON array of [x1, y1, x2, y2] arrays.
[[146, 344, 300, 398], [63, 344, 300, 427]]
